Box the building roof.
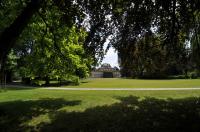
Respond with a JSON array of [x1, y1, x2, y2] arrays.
[[96, 63, 119, 72]]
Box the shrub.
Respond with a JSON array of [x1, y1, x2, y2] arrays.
[[189, 72, 198, 79]]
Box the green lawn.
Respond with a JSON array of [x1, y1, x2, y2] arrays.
[[65, 78, 200, 88], [1, 88, 200, 131]]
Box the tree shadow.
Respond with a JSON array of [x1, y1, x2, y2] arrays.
[[80, 81, 89, 84], [39, 96, 200, 132], [1, 87, 38, 91], [1, 82, 40, 91], [0, 98, 81, 132]]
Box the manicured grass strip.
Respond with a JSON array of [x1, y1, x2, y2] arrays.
[[1, 88, 200, 108], [64, 78, 200, 88]]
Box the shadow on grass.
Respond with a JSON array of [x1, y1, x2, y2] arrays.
[[0, 98, 81, 132], [1, 96, 200, 132], [40, 96, 200, 132], [1, 87, 39, 91], [80, 81, 89, 84], [0, 82, 40, 91]]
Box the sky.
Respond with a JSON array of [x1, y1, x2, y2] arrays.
[[98, 36, 119, 68], [101, 47, 119, 68]]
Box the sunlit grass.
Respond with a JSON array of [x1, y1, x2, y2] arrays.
[[1, 88, 200, 109], [1, 88, 200, 131], [63, 78, 200, 88]]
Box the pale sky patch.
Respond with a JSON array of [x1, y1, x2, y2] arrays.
[[102, 47, 119, 67]]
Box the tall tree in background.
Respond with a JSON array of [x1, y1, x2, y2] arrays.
[[111, 0, 155, 77], [112, 0, 200, 78], [191, 11, 200, 72]]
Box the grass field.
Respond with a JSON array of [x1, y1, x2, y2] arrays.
[[66, 78, 200, 88], [0, 78, 200, 131], [1, 87, 200, 131]]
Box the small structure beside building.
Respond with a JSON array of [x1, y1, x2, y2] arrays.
[[91, 63, 121, 78]]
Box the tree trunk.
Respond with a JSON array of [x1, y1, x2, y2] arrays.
[[0, 0, 41, 68], [171, 0, 176, 51], [5, 70, 12, 83], [45, 76, 50, 86], [0, 0, 41, 83]]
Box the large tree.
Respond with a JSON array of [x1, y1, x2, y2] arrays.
[[111, 0, 200, 77], [1, 0, 200, 80]]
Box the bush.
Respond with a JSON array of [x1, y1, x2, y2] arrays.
[[138, 73, 168, 79], [71, 77, 80, 85], [168, 75, 190, 79], [61, 76, 80, 86], [22, 77, 31, 85], [189, 72, 198, 79], [31, 79, 44, 86]]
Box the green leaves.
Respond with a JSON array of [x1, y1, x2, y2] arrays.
[[1, 0, 200, 80], [13, 5, 93, 82]]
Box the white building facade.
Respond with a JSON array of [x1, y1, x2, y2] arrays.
[[91, 63, 121, 78]]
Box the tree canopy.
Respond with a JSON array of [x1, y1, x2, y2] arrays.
[[0, 0, 200, 81]]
